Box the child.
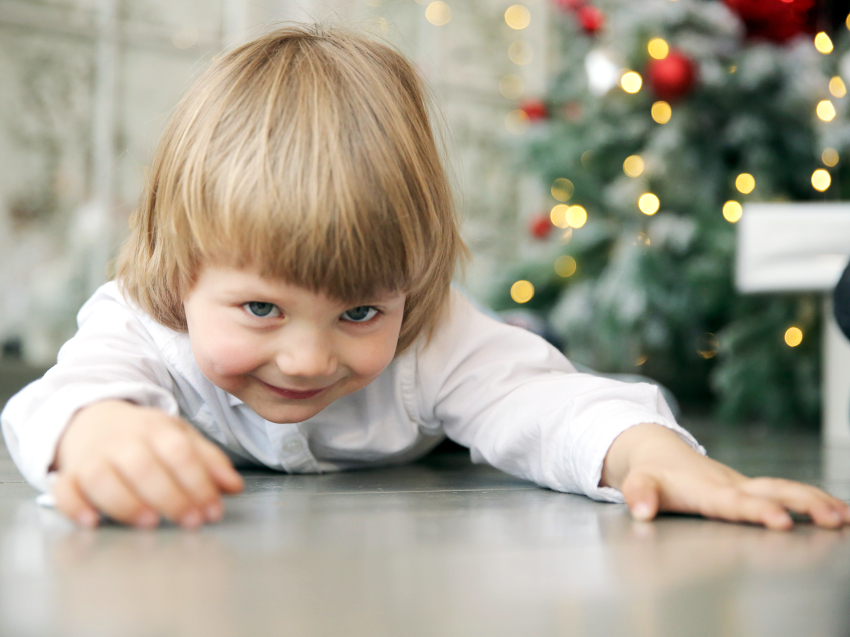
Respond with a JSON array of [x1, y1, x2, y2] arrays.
[[2, 25, 848, 531]]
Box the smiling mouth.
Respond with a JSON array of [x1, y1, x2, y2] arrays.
[[259, 380, 329, 400]]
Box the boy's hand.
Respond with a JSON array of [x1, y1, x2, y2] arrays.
[[601, 424, 850, 530], [52, 400, 244, 529]]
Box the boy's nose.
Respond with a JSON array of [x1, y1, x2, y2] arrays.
[[274, 332, 337, 379]]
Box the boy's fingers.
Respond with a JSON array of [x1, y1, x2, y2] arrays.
[[742, 479, 850, 528], [703, 488, 793, 530], [148, 429, 222, 518], [192, 435, 244, 494], [111, 444, 201, 528], [621, 473, 661, 522], [52, 474, 100, 528], [77, 461, 160, 528]]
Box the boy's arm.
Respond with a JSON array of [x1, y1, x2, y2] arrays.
[[601, 423, 850, 529]]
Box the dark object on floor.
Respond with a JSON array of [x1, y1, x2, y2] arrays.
[[835, 260, 850, 341]]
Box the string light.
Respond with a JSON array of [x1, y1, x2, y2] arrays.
[[550, 204, 570, 228], [817, 100, 836, 121], [784, 327, 803, 347], [620, 71, 643, 93], [499, 74, 524, 99], [722, 200, 743, 223], [814, 32, 834, 54], [651, 101, 672, 124], [812, 169, 832, 192], [551, 178, 575, 202], [505, 109, 529, 135], [823, 148, 839, 167], [638, 193, 660, 215], [647, 38, 669, 60], [425, 1, 451, 25], [735, 173, 755, 194], [504, 4, 530, 29], [623, 155, 645, 177], [829, 76, 847, 98], [554, 255, 577, 277], [508, 41, 533, 65], [566, 205, 587, 228], [510, 280, 534, 303]]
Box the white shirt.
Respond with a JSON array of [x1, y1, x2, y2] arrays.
[[1, 282, 703, 501]]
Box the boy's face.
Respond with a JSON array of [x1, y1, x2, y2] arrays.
[[183, 266, 406, 424]]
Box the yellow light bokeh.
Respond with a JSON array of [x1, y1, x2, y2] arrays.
[[830, 76, 847, 98], [550, 204, 570, 228], [647, 38, 669, 60], [510, 280, 535, 304], [581, 150, 594, 168], [425, 1, 451, 25], [504, 4, 530, 29], [784, 326, 803, 347], [638, 193, 660, 215], [823, 147, 840, 167], [817, 99, 836, 121], [505, 109, 529, 135], [554, 255, 577, 278], [623, 155, 645, 178], [812, 168, 832, 192], [508, 40, 533, 65], [815, 31, 834, 54], [651, 101, 672, 124], [735, 173, 755, 194], [696, 333, 720, 359], [499, 74, 524, 99], [620, 71, 643, 94], [566, 205, 587, 228], [722, 200, 743, 223], [551, 178, 575, 202]]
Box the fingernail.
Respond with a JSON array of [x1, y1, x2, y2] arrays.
[[827, 510, 842, 525], [77, 510, 99, 528], [134, 511, 159, 528], [770, 513, 792, 528], [631, 502, 653, 522], [180, 509, 203, 529], [205, 502, 223, 522]]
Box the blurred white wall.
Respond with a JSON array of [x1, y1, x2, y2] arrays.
[[0, 0, 549, 364]]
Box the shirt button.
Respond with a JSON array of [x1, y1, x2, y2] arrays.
[[283, 438, 305, 454]]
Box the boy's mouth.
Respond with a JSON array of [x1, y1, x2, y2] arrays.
[[258, 380, 329, 400]]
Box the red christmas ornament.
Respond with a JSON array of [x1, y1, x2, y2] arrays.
[[520, 99, 548, 121], [646, 51, 697, 102], [723, 0, 814, 43], [529, 214, 554, 239], [577, 5, 604, 35]]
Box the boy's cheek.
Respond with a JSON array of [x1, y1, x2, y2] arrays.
[[193, 337, 261, 381]]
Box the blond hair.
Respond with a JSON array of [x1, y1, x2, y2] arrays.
[[117, 24, 466, 353]]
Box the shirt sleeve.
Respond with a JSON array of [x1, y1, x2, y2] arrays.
[[406, 290, 705, 503], [0, 284, 180, 493]]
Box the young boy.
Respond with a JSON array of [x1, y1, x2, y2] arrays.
[[2, 25, 848, 531]]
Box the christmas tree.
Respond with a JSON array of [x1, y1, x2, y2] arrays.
[[490, 0, 845, 426]]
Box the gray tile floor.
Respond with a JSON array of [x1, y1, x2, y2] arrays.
[[1, 366, 850, 636]]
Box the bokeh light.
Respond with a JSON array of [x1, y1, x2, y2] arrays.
[[647, 38, 669, 60], [638, 193, 660, 215], [499, 74, 524, 99], [651, 101, 672, 124], [696, 333, 720, 359], [829, 76, 847, 98], [508, 41, 533, 65], [505, 109, 529, 135], [425, 1, 451, 25], [784, 327, 803, 347], [814, 32, 834, 54], [817, 100, 836, 121], [623, 155, 645, 177], [823, 147, 839, 167], [620, 71, 643, 93], [504, 4, 530, 29], [812, 169, 832, 192], [551, 178, 574, 202], [510, 280, 535, 304], [554, 255, 577, 278], [722, 200, 743, 223], [566, 205, 587, 228], [735, 173, 755, 194], [550, 204, 569, 228]]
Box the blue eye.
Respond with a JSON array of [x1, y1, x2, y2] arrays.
[[244, 302, 280, 318], [341, 306, 378, 323]]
